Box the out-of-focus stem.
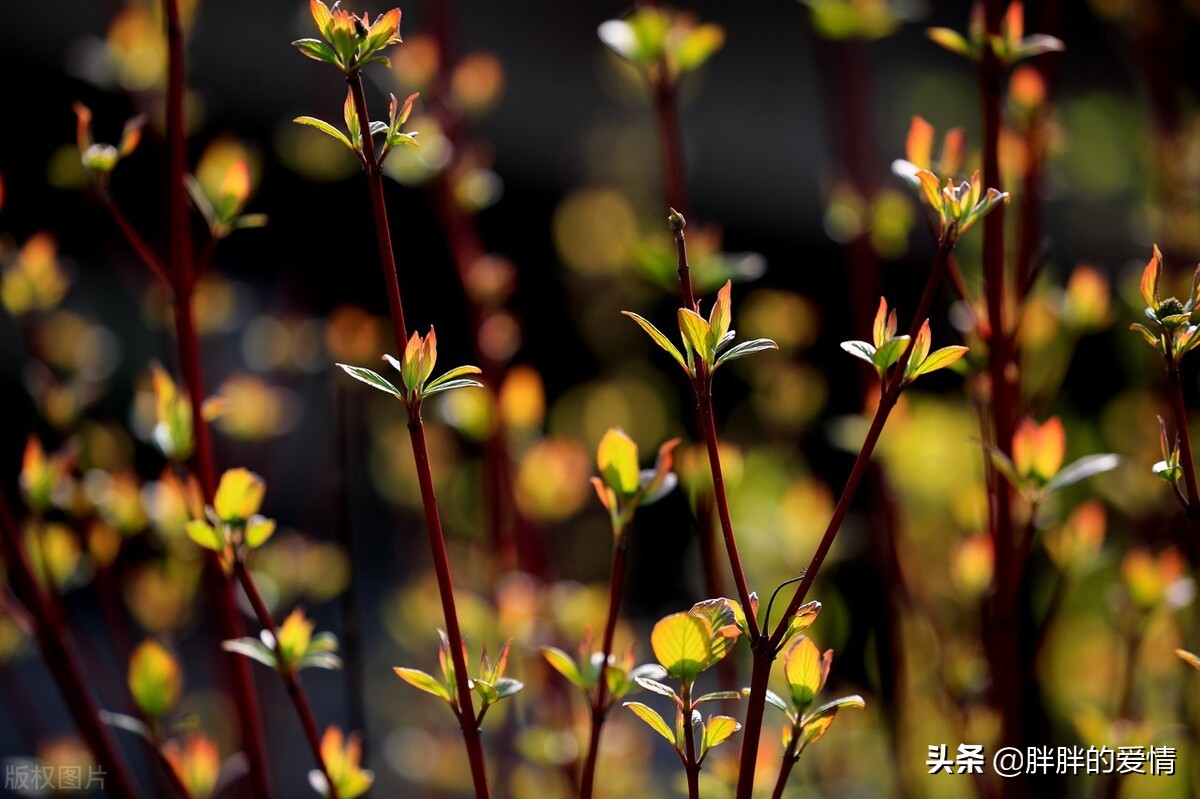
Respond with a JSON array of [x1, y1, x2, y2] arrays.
[[162, 1, 272, 793], [0, 493, 142, 798], [232, 559, 339, 799], [578, 537, 630, 799]]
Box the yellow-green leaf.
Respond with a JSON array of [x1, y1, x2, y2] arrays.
[[702, 715, 740, 754], [213, 468, 266, 524], [598, 428, 640, 497], [185, 520, 223, 552], [783, 637, 824, 712], [625, 702, 676, 746], [394, 667, 454, 705], [128, 640, 182, 720], [651, 612, 712, 681], [622, 311, 689, 375]]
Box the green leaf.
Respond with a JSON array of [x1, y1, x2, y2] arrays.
[[494, 677, 524, 699], [675, 23, 725, 72], [695, 690, 740, 704], [245, 516, 276, 549], [128, 640, 182, 720], [715, 338, 778, 368], [185, 520, 223, 552], [222, 637, 278, 669], [688, 598, 742, 667], [783, 638, 825, 712], [297, 651, 343, 670], [678, 308, 714, 366], [474, 678, 500, 706], [598, 428, 641, 497], [780, 601, 822, 647], [761, 688, 792, 717], [421, 378, 485, 398], [927, 27, 974, 57], [651, 612, 713, 682], [1043, 454, 1119, 494], [633, 676, 679, 701], [394, 667, 454, 705], [292, 38, 339, 66], [293, 116, 353, 151], [541, 647, 587, 689], [701, 715, 740, 755], [799, 694, 865, 750], [874, 336, 910, 370], [840, 340, 876, 366], [426, 365, 483, 391], [912, 345, 968, 378], [625, 702, 676, 746], [337, 364, 402, 398], [622, 311, 690, 375]]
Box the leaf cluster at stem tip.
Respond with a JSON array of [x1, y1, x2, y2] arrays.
[[395, 632, 523, 725], [624, 279, 778, 382], [337, 327, 483, 414], [293, 0, 402, 75], [927, 1, 1063, 65], [840, 297, 968, 386], [1130, 244, 1200, 363], [591, 428, 680, 537]]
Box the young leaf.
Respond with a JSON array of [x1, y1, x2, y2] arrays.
[[425, 365, 484, 391], [128, 640, 182, 720], [625, 702, 676, 745], [783, 638, 824, 712], [678, 308, 714, 366], [1177, 649, 1200, 671], [634, 676, 679, 701], [622, 311, 690, 375], [651, 612, 713, 682], [541, 647, 587, 689], [695, 691, 741, 705], [185, 520, 223, 552], [598, 428, 641, 497], [394, 667, 454, 705], [701, 715, 741, 755], [293, 116, 354, 151], [714, 338, 778, 368], [911, 345, 968, 378], [337, 364, 402, 399], [840, 341, 876, 366], [221, 637, 278, 669], [1043, 454, 1119, 494]]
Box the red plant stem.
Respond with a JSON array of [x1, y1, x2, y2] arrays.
[[101, 194, 171, 287], [735, 233, 956, 799], [347, 73, 408, 350], [650, 67, 689, 219], [0, 493, 142, 798], [345, 65, 491, 799], [409, 419, 492, 799], [161, 2, 273, 794], [668, 213, 758, 638], [233, 560, 340, 799], [680, 680, 700, 799], [1167, 364, 1200, 526], [695, 383, 761, 640], [979, 1, 1023, 774], [770, 736, 800, 799], [578, 536, 630, 799]]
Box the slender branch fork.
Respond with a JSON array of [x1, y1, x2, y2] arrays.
[[733, 233, 957, 799], [346, 70, 492, 799]]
